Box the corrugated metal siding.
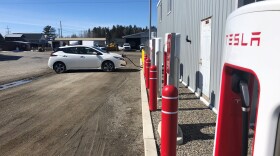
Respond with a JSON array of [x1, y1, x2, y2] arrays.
[[157, 0, 237, 109]]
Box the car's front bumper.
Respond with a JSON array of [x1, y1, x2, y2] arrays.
[[121, 60, 127, 66], [116, 60, 127, 68]]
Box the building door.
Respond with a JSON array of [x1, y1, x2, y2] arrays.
[[199, 18, 212, 98]]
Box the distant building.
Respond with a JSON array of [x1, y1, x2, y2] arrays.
[[122, 30, 156, 50], [0, 33, 4, 50], [112, 38, 125, 47], [5, 33, 47, 45], [52, 38, 106, 50], [4, 33, 47, 51], [0, 33, 4, 41], [18, 33, 47, 45], [4, 34, 25, 42]]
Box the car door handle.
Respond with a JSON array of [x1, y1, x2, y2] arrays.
[[63, 55, 67, 57], [80, 56, 85, 58]]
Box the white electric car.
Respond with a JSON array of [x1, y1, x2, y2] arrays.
[[48, 45, 126, 73]]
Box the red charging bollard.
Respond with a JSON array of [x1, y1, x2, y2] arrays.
[[144, 55, 147, 78], [145, 58, 151, 89], [149, 65, 157, 111], [161, 85, 178, 156], [163, 52, 167, 86]]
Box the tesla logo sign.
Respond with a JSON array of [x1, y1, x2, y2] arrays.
[[226, 32, 261, 46]]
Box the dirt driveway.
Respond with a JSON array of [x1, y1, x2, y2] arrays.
[[0, 51, 144, 156]]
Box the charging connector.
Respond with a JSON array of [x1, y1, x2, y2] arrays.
[[231, 72, 250, 156], [122, 54, 142, 68]]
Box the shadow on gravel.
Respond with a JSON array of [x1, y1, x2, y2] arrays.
[[154, 107, 209, 112], [179, 97, 200, 100], [0, 54, 22, 61], [178, 107, 210, 111], [180, 123, 216, 144], [179, 92, 194, 95]]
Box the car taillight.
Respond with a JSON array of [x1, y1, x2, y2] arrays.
[[50, 52, 57, 56]]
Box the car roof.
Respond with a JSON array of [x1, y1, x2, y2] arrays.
[[58, 45, 91, 49], [56, 45, 107, 53]]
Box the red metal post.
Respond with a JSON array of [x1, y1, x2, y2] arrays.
[[149, 65, 157, 111], [163, 52, 167, 86], [144, 55, 147, 78], [146, 58, 151, 89], [161, 85, 178, 156]]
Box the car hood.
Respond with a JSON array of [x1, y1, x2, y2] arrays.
[[104, 52, 123, 57]]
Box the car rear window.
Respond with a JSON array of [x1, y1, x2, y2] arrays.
[[59, 47, 77, 54]]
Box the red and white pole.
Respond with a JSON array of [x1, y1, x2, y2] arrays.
[[149, 65, 157, 111], [144, 54, 147, 78], [145, 58, 151, 89], [163, 52, 167, 86], [161, 85, 178, 156]]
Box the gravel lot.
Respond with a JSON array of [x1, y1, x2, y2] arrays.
[[0, 51, 144, 155], [0, 51, 52, 84], [151, 83, 255, 156], [151, 84, 217, 156]]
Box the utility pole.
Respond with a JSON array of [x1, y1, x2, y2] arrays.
[[149, 0, 152, 40], [60, 21, 62, 38], [58, 28, 60, 38], [6, 26, 10, 35]]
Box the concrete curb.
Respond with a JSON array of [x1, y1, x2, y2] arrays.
[[141, 67, 158, 156]]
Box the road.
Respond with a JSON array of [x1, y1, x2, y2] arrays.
[[0, 51, 143, 156]]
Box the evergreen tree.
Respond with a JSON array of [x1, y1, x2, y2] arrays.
[[43, 25, 56, 39]]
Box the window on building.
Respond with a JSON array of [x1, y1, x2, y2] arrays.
[[167, 0, 172, 14], [238, 0, 263, 7]]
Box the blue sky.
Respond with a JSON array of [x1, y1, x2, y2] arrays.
[[0, 0, 158, 37]]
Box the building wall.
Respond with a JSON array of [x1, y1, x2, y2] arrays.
[[5, 37, 25, 42], [157, 0, 238, 110]]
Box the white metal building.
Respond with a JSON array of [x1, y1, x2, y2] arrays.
[[157, 0, 263, 112]]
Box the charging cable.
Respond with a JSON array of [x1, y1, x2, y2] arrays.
[[122, 54, 142, 68]]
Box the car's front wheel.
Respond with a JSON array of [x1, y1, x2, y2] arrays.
[[53, 62, 66, 74], [102, 61, 115, 72]]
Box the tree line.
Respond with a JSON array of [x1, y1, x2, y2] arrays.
[[43, 25, 157, 42], [70, 25, 157, 42]]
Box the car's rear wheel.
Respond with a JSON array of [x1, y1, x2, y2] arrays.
[[102, 61, 115, 72], [53, 62, 66, 74]]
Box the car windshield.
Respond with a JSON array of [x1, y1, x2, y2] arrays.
[[92, 47, 108, 53], [123, 43, 129, 46]]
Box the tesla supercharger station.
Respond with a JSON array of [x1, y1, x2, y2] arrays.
[[150, 39, 156, 66], [160, 32, 183, 146], [214, 1, 280, 156], [155, 38, 163, 97], [165, 33, 180, 88]]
